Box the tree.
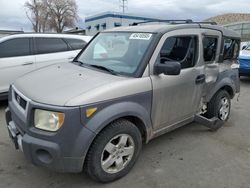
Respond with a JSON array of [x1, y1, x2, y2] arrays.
[[25, 0, 78, 33], [25, 0, 45, 32], [46, 0, 78, 33]]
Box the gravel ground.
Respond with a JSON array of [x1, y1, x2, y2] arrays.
[[0, 78, 250, 188]]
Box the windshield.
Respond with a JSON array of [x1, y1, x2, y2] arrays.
[[76, 32, 154, 76]]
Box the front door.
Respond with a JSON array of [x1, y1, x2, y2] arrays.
[[150, 29, 205, 131]]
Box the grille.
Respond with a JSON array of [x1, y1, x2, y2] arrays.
[[14, 91, 27, 110]]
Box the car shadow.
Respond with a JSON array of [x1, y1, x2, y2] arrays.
[[0, 100, 8, 109], [240, 76, 250, 83]]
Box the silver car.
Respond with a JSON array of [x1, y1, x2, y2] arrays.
[[5, 20, 240, 182]]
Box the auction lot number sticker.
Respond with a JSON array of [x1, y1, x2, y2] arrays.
[[130, 33, 152, 40]]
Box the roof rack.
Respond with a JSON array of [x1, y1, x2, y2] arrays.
[[191, 21, 217, 25], [131, 20, 217, 26]]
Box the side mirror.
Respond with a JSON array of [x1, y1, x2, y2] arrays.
[[154, 61, 181, 75]]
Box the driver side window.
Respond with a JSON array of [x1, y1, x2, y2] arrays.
[[159, 36, 197, 69]]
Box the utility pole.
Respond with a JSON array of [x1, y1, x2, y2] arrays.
[[120, 0, 128, 13]]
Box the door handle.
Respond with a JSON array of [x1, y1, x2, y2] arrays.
[[68, 57, 75, 60], [196, 74, 206, 84], [22, 62, 34, 66]]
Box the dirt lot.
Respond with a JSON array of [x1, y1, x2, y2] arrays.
[[0, 78, 250, 188]]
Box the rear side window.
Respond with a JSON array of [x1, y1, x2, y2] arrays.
[[0, 38, 30, 58], [65, 38, 87, 50], [203, 37, 218, 62], [35, 38, 68, 54], [223, 38, 240, 60], [160, 36, 198, 69]]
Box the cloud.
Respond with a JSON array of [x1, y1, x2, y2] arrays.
[[0, 0, 250, 31], [0, 0, 31, 30]]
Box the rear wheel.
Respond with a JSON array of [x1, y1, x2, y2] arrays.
[[205, 90, 231, 129], [85, 119, 142, 182]]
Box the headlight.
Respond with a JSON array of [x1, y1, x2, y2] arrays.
[[34, 109, 65, 132]]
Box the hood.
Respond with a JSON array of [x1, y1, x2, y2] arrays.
[[14, 63, 126, 106]]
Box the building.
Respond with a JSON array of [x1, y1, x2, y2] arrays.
[[205, 13, 250, 41], [64, 27, 86, 35], [85, 11, 163, 36], [0, 30, 24, 37]]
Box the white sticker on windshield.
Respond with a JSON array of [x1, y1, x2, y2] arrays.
[[129, 33, 152, 40]]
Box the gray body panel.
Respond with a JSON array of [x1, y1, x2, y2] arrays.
[[80, 91, 153, 140]]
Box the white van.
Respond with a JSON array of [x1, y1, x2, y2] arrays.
[[0, 34, 92, 100]]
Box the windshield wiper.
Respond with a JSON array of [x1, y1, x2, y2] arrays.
[[72, 60, 117, 75], [72, 60, 90, 68], [72, 60, 84, 65], [89, 64, 117, 75]]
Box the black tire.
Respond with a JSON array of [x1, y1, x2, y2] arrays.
[[205, 90, 231, 129], [85, 119, 142, 183]]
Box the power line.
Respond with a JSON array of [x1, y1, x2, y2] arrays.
[[120, 0, 128, 13]]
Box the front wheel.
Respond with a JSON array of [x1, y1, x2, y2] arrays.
[[205, 90, 231, 129], [85, 119, 142, 182]]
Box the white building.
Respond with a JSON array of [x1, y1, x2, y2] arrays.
[[85, 12, 163, 36]]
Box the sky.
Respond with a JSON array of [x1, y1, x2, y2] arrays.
[[0, 0, 250, 31]]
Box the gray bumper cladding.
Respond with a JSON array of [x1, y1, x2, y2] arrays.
[[194, 114, 224, 131]]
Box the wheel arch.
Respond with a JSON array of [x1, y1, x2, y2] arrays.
[[81, 102, 152, 171], [205, 79, 236, 102], [220, 85, 234, 98], [84, 101, 153, 144]]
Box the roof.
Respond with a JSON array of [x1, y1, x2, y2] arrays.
[[85, 11, 163, 23], [0, 33, 92, 42], [103, 23, 241, 38]]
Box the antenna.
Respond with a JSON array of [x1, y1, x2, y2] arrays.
[[120, 0, 128, 13]]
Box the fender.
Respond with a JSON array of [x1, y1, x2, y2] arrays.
[[205, 70, 238, 102], [83, 101, 153, 142]]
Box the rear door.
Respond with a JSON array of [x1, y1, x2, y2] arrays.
[[201, 29, 222, 97], [0, 38, 35, 93], [34, 37, 77, 68]]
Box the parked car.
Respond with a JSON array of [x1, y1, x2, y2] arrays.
[[240, 41, 250, 50], [239, 44, 250, 76], [5, 21, 240, 182], [0, 34, 92, 100]]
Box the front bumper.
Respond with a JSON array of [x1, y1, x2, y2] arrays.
[[5, 89, 96, 173]]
